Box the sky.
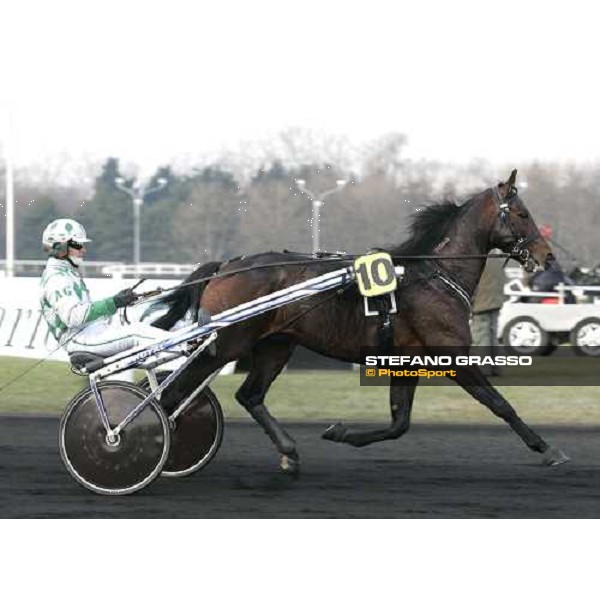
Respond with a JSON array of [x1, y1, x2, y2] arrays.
[[2, 0, 600, 181]]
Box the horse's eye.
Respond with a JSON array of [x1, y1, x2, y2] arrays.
[[518, 211, 529, 219]]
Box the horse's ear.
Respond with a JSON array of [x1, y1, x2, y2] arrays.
[[498, 169, 518, 198]]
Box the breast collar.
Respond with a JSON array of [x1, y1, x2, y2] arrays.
[[432, 269, 472, 315], [429, 238, 472, 314]]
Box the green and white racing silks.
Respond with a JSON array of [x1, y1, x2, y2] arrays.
[[40, 257, 117, 342]]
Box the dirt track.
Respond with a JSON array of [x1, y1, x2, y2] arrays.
[[1, 416, 600, 518]]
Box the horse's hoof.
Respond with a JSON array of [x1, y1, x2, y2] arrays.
[[541, 447, 570, 466], [322, 422, 347, 443], [280, 453, 300, 477]]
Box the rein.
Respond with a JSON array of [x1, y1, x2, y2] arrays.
[[133, 251, 514, 304], [136, 183, 544, 311]]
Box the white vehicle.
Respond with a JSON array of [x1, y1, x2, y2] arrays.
[[498, 277, 600, 356]]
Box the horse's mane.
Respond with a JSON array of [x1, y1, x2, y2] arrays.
[[220, 197, 473, 265], [390, 200, 465, 256]]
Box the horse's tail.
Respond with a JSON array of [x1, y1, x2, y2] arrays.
[[152, 261, 222, 330]]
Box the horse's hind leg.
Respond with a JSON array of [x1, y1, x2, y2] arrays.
[[235, 334, 299, 474], [323, 375, 418, 447], [452, 366, 569, 466]]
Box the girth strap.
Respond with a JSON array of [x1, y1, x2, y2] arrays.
[[370, 294, 395, 348]]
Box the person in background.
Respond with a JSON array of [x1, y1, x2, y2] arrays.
[[526, 224, 574, 303], [471, 249, 506, 376]]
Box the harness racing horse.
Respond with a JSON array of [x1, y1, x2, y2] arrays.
[[156, 170, 569, 473]]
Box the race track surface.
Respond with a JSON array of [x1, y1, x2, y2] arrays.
[[2, 416, 600, 518]]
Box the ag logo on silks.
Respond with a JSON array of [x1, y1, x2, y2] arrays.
[[353, 252, 397, 297]]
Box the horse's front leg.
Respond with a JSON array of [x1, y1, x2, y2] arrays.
[[323, 374, 418, 447], [451, 364, 569, 466]]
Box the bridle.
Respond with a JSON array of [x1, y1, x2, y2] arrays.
[[492, 185, 541, 270]]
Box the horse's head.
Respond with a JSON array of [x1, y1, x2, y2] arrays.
[[487, 169, 555, 273]]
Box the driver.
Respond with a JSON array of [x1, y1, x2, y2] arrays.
[[40, 218, 172, 357]]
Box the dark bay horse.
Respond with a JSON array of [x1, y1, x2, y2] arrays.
[[157, 170, 569, 473]]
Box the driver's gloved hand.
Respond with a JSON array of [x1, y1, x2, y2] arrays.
[[113, 288, 138, 308]]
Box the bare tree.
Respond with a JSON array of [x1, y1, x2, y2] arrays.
[[239, 178, 308, 254], [172, 181, 240, 262]]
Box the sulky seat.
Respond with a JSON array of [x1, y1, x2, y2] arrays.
[[69, 351, 106, 375]]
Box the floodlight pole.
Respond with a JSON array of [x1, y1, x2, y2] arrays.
[[115, 177, 168, 267], [4, 109, 14, 277], [296, 179, 347, 256]]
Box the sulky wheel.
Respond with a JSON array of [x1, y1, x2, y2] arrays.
[[140, 373, 224, 478], [59, 381, 170, 495]]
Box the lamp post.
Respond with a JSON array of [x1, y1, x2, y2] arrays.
[[296, 179, 347, 255], [3, 108, 14, 277], [115, 176, 168, 267]]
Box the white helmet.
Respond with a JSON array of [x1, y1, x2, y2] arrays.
[[42, 219, 91, 257]]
